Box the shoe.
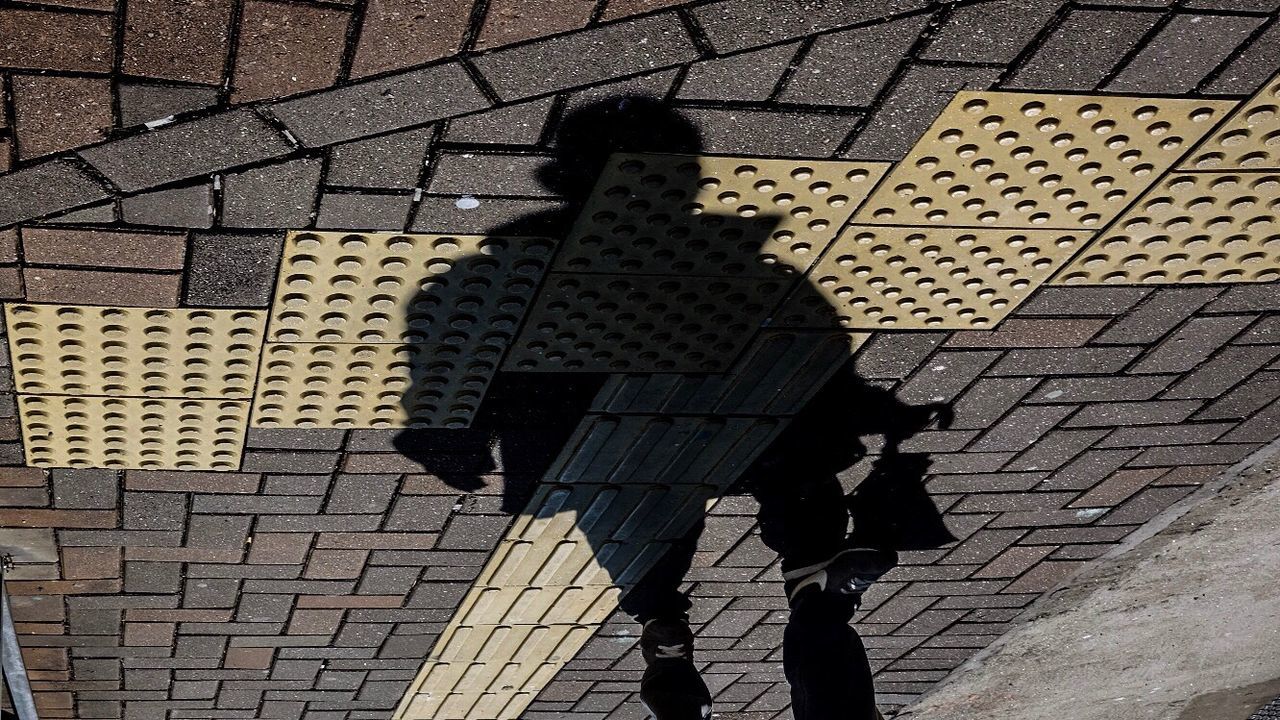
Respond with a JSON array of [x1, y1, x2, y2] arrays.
[[639, 619, 712, 720], [783, 547, 898, 605]]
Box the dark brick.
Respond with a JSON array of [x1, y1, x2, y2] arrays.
[[1222, 396, 1280, 443], [1069, 467, 1165, 507], [1000, 560, 1084, 594], [1065, 400, 1203, 427], [922, 0, 1059, 63], [12, 75, 112, 160], [222, 158, 322, 229], [679, 43, 801, 102], [315, 193, 412, 230], [411, 195, 566, 234], [473, 14, 698, 101], [1205, 21, 1280, 94], [1204, 284, 1280, 313], [231, 0, 349, 102], [184, 232, 284, 307], [853, 332, 946, 380], [126, 471, 260, 493], [1040, 448, 1139, 491], [986, 509, 1101, 528], [951, 492, 1076, 513], [968, 405, 1074, 452], [122, 0, 234, 83], [1129, 443, 1262, 468], [350, 0, 472, 78], [683, 107, 859, 157], [22, 228, 186, 270], [328, 127, 433, 190], [124, 492, 186, 530], [950, 377, 1040, 429], [79, 110, 293, 193], [928, 472, 1045, 493], [184, 578, 242, 608], [1014, 286, 1149, 315], [246, 429, 345, 451], [989, 347, 1140, 376], [0, 8, 113, 73], [1238, 317, 1280, 345], [1100, 485, 1196, 526], [1092, 287, 1221, 344], [51, 469, 118, 509], [843, 64, 1001, 160], [193, 494, 324, 514], [947, 318, 1108, 348], [118, 81, 220, 127], [241, 451, 340, 475], [1006, 8, 1161, 90], [1097, 422, 1234, 449], [429, 152, 554, 197], [238, 593, 295, 623], [248, 533, 314, 565], [124, 560, 182, 593], [1004, 428, 1107, 473], [928, 453, 1014, 475], [0, 159, 111, 227], [446, 98, 555, 145], [357, 566, 420, 595], [326, 475, 399, 514], [1026, 375, 1174, 403], [692, 0, 930, 53], [1128, 316, 1256, 374], [475, 0, 593, 49], [1164, 346, 1280, 400], [897, 351, 999, 404], [780, 16, 927, 106], [1107, 14, 1264, 94], [120, 182, 212, 227], [384, 496, 455, 533]]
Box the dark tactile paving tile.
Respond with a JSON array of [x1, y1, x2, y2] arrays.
[[327, 127, 434, 189], [842, 63, 1002, 160], [692, 0, 931, 53], [22, 267, 182, 306], [0, 159, 111, 228], [780, 15, 928, 107], [475, 0, 595, 50], [11, 75, 113, 160], [117, 81, 221, 128], [79, 109, 293, 193], [681, 107, 858, 157], [0, 8, 114, 72], [921, 0, 1061, 63], [350, 0, 472, 79], [677, 42, 802, 103], [121, 182, 213, 228], [231, 0, 350, 103], [1005, 8, 1163, 90], [268, 63, 488, 147], [221, 157, 322, 229], [472, 13, 699, 101], [1106, 13, 1265, 94], [21, 227, 187, 270], [444, 98, 555, 145], [1205, 22, 1280, 95], [122, 0, 235, 84], [315, 192, 413, 230], [185, 232, 284, 307]]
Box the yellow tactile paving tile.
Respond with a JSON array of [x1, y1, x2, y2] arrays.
[[555, 153, 890, 277], [267, 231, 553, 343], [1182, 72, 1280, 171], [250, 341, 503, 429], [455, 584, 622, 627], [855, 92, 1236, 229], [1054, 172, 1280, 284], [18, 395, 248, 470], [4, 304, 266, 398], [773, 226, 1091, 329], [504, 272, 789, 372]]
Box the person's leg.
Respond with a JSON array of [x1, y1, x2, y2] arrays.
[[784, 588, 879, 720]]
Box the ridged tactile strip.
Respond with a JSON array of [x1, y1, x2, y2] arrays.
[[590, 331, 867, 416], [1054, 172, 1280, 284], [250, 341, 505, 429], [18, 395, 248, 470], [1182, 73, 1280, 170], [555, 153, 890, 277], [772, 226, 1089, 329], [268, 231, 554, 343], [455, 585, 622, 627], [4, 304, 266, 398], [855, 92, 1236, 229], [504, 273, 788, 372]]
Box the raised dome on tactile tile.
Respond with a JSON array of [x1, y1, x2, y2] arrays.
[[4, 304, 267, 398], [855, 92, 1236, 229], [773, 226, 1088, 329], [555, 153, 889, 277], [19, 395, 249, 470], [1182, 73, 1280, 170], [1055, 172, 1280, 285], [267, 231, 554, 344]]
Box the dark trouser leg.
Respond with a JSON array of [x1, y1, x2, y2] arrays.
[[619, 516, 703, 624], [784, 589, 878, 720]]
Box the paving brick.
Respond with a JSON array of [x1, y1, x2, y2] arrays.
[[183, 231, 283, 307], [411, 195, 566, 234], [1092, 287, 1221, 345], [999, 560, 1084, 594], [843, 64, 1002, 160], [989, 347, 1141, 376], [315, 193, 413, 230], [1164, 346, 1280, 400], [62, 546, 121, 581], [683, 107, 858, 157], [780, 16, 927, 106], [1026, 375, 1174, 404], [1205, 20, 1280, 94], [328, 127, 433, 190], [1015, 286, 1149, 316], [951, 492, 1077, 514], [922, 0, 1060, 62], [0, 8, 113, 72], [1006, 8, 1161, 90], [1204, 285, 1280, 313], [429, 152, 555, 196], [897, 351, 1000, 404], [1107, 14, 1264, 94], [220, 158, 321, 229], [1004, 428, 1107, 473], [1100, 485, 1197, 526], [80, 110, 293, 193], [473, 14, 698, 101], [325, 476, 399, 515], [305, 549, 368, 579], [122, 0, 234, 84], [1039, 448, 1139, 491], [1129, 443, 1262, 468], [950, 378, 1040, 429], [947, 318, 1109, 348], [118, 81, 221, 127], [446, 98, 554, 145], [22, 228, 186, 271], [968, 405, 1075, 452], [853, 332, 946, 380], [928, 473, 1045, 494], [194, 494, 324, 515], [692, 0, 930, 53], [1129, 315, 1258, 374], [1237, 317, 1280, 346], [246, 429, 345, 451], [224, 647, 274, 670], [124, 493, 186, 531], [677, 43, 800, 102], [384, 496, 455, 533], [350, 0, 472, 78], [1065, 400, 1203, 428], [231, 0, 349, 102], [248, 533, 313, 565], [12, 75, 112, 160], [1069, 467, 1165, 508], [0, 159, 112, 228], [476, 0, 594, 49], [121, 182, 214, 228], [127, 471, 260, 494], [51, 469, 118, 509], [241, 451, 340, 475]]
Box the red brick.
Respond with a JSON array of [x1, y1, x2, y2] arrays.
[[247, 533, 313, 565], [351, 0, 471, 78], [21, 647, 68, 671], [125, 621, 175, 646], [123, 0, 235, 83], [6, 579, 121, 595], [0, 265, 24, 299], [0, 467, 47, 487], [287, 609, 343, 635], [0, 228, 17, 262], [11, 76, 112, 160], [0, 9, 114, 72], [22, 268, 182, 307], [1151, 465, 1223, 487], [295, 595, 402, 608], [601, 0, 689, 20], [0, 509, 117, 528], [224, 646, 274, 669], [61, 546, 120, 580], [1069, 468, 1165, 507], [476, 0, 594, 49], [22, 228, 187, 271], [231, 0, 350, 102]]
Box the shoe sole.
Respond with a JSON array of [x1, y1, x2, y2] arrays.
[[784, 548, 897, 600]]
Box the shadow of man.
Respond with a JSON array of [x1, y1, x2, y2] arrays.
[[392, 95, 956, 719]]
